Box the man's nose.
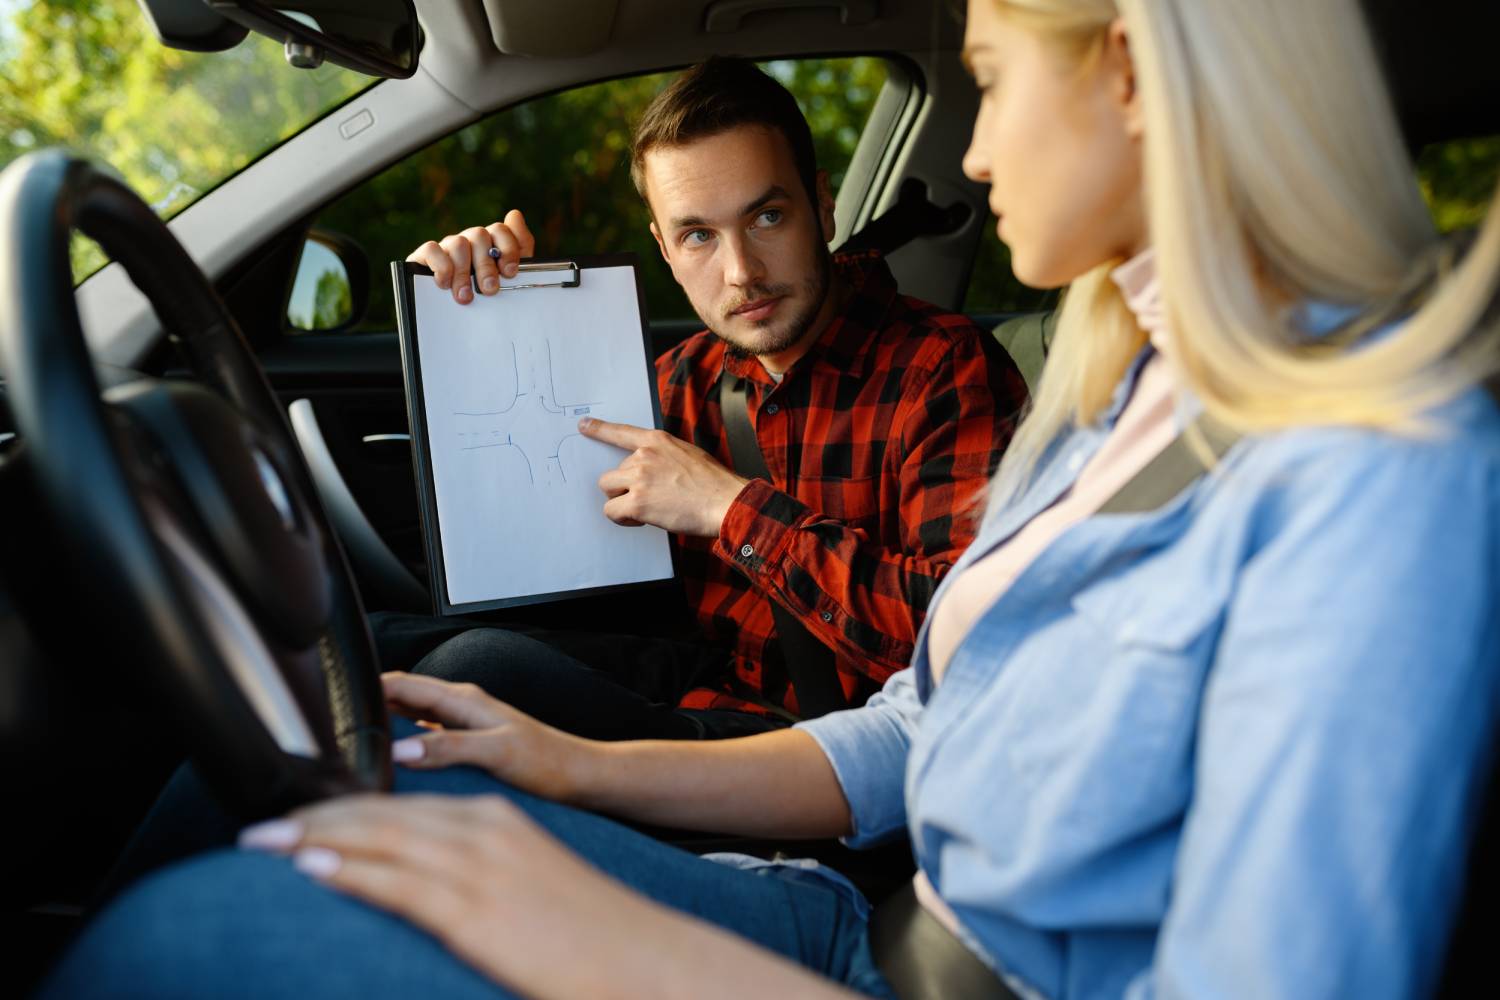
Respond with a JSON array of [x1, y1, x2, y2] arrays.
[[722, 234, 766, 288]]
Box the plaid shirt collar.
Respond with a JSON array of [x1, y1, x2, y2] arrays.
[[718, 250, 897, 389]]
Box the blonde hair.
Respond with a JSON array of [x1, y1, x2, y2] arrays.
[[988, 0, 1500, 504]]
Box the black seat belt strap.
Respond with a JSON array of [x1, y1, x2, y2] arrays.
[[717, 374, 849, 718]]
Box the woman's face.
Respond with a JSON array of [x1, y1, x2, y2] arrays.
[[962, 0, 1148, 288]]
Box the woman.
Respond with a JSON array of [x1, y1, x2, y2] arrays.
[[42, 0, 1500, 997]]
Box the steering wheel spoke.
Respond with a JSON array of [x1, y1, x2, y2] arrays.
[[0, 152, 391, 817]]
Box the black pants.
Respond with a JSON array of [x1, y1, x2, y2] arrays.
[[369, 611, 788, 742]]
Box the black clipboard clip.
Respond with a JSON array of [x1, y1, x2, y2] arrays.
[[501, 260, 581, 290]]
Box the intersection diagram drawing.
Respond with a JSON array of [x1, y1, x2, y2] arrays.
[[405, 262, 674, 608], [453, 338, 603, 487]]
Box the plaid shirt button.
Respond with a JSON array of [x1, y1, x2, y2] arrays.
[[821, 611, 834, 623], [740, 544, 755, 558], [765, 403, 780, 415]]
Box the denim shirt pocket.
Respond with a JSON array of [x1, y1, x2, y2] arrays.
[[995, 567, 1227, 822], [1068, 568, 1227, 652]]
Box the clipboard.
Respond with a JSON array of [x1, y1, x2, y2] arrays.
[[394, 253, 675, 616]]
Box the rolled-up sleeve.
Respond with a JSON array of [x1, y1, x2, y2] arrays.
[[796, 667, 925, 847]]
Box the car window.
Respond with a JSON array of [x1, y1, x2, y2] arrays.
[[963, 134, 1500, 317], [293, 57, 890, 334], [962, 224, 1058, 317], [1418, 135, 1500, 232], [0, 0, 373, 283]]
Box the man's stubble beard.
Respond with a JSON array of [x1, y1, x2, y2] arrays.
[[709, 244, 833, 361]]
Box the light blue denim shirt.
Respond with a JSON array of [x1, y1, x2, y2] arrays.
[[798, 345, 1500, 999]]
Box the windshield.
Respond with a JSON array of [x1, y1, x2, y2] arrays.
[[0, 0, 373, 280]]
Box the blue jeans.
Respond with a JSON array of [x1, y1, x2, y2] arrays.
[[39, 724, 895, 999]]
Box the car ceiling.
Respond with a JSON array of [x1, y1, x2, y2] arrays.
[[415, 0, 962, 113]]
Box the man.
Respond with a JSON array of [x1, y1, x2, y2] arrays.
[[391, 56, 1025, 740]]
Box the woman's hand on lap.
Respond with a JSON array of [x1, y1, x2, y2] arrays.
[[381, 672, 594, 803], [238, 793, 654, 999]]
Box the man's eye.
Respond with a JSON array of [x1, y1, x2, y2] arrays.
[[683, 229, 712, 247], [755, 209, 783, 227]]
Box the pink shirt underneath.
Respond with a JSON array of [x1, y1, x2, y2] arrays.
[[925, 249, 1178, 684], [913, 249, 1182, 954]]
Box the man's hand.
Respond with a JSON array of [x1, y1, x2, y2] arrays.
[[405, 209, 536, 306], [581, 418, 749, 538], [381, 672, 595, 803]]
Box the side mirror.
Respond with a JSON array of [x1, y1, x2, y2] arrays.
[[138, 0, 421, 79], [286, 230, 370, 333]]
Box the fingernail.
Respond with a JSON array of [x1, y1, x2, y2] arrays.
[[481, 276, 499, 293], [391, 737, 426, 763], [294, 847, 342, 880], [457, 283, 471, 302], [503, 262, 518, 278], [578, 417, 592, 431], [238, 818, 303, 852]]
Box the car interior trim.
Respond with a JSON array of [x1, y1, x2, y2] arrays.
[[288, 398, 430, 610], [149, 507, 321, 759]]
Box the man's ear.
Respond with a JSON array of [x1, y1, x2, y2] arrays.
[[1106, 18, 1143, 140], [815, 170, 837, 245], [649, 220, 671, 265]]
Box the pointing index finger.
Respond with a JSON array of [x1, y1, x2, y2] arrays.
[[578, 417, 653, 451]]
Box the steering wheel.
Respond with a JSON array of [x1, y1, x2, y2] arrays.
[[0, 151, 390, 817]]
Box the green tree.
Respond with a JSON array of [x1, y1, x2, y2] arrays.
[[315, 58, 891, 330], [0, 0, 369, 279], [304, 268, 352, 329]]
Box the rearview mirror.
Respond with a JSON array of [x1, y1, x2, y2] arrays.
[[209, 0, 420, 79]]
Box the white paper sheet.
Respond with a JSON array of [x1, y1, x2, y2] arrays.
[[409, 265, 674, 607]]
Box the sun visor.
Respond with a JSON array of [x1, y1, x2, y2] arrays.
[[482, 0, 619, 57]]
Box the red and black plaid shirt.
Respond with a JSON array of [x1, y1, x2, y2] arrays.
[[656, 251, 1026, 717]]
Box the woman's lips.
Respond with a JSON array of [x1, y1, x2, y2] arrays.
[[732, 296, 783, 323]]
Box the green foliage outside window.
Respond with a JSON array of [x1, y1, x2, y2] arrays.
[[314, 58, 889, 330], [5, 0, 1497, 321], [0, 0, 371, 280], [962, 137, 1500, 315]]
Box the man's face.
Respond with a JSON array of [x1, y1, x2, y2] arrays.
[[645, 125, 837, 360]]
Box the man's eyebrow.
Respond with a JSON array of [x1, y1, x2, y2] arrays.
[[737, 185, 792, 220], [668, 185, 793, 232]]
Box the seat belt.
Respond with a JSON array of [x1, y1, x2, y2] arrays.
[[1098, 413, 1241, 515], [717, 374, 850, 718], [869, 413, 1241, 1000]]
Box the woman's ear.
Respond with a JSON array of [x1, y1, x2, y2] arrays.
[[1106, 18, 1143, 140]]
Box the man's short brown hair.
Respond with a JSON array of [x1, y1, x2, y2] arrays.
[[630, 57, 820, 215]]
